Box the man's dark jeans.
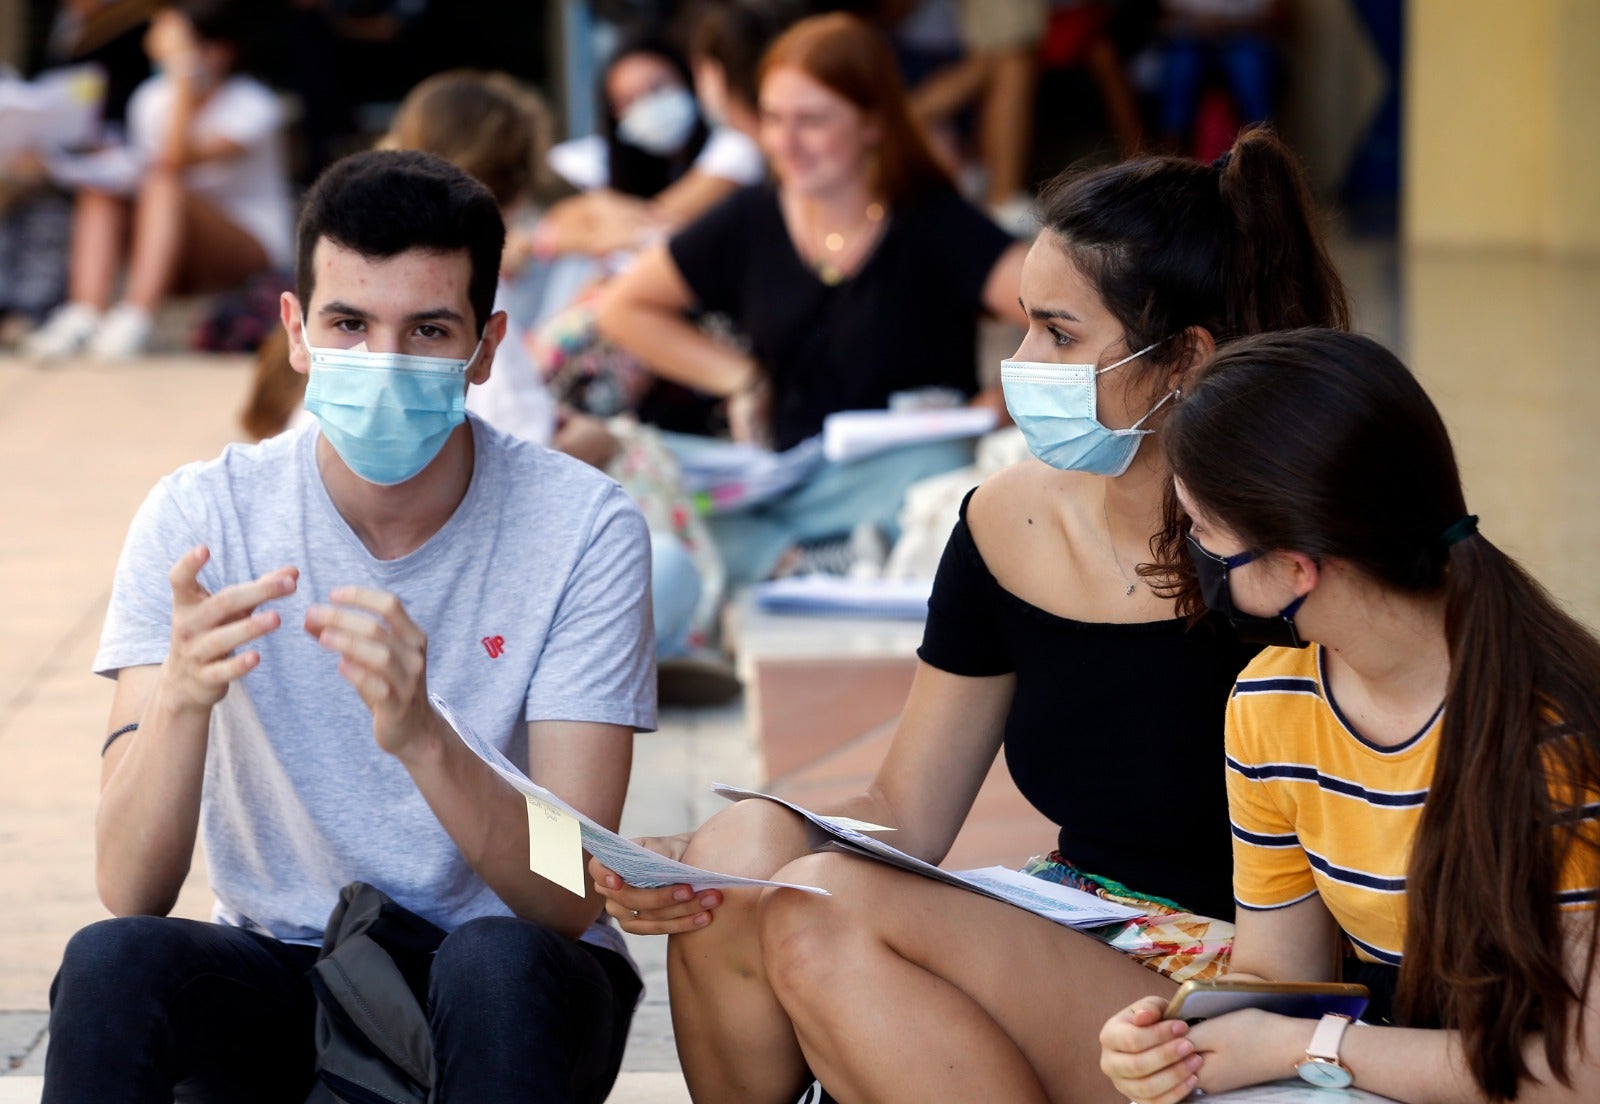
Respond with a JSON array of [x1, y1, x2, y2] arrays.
[[43, 913, 640, 1103]]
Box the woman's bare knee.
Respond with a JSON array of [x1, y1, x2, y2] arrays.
[[681, 798, 811, 878], [759, 853, 874, 1007]]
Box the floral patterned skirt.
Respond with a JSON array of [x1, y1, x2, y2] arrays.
[[1022, 851, 1233, 983]]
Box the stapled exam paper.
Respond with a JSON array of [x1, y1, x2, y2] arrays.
[[712, 784, 1143, 930], [437, 696, 828, 899]]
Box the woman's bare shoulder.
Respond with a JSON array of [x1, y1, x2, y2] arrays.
[[967, 460, 1093, 577], [969, 460, 1092, 534]]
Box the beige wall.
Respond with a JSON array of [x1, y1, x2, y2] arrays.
[[1405, 0, 1600, 254]]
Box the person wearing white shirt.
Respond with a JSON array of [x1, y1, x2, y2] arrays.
[[23, 0, 292, 360]]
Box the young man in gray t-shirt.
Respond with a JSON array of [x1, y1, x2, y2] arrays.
[[45, 150, 656, 1103]]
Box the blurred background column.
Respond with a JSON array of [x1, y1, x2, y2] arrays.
[[1, 0, 24, 68], [1404, 0, 1600, 256]]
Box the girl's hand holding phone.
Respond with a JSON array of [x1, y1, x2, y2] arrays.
[[1099, 996, 1203, 1104]]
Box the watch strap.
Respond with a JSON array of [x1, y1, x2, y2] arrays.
[[1306, 1012, 1353, 1062]]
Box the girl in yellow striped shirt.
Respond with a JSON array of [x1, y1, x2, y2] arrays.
[[1101, 329, 1600, 1104]]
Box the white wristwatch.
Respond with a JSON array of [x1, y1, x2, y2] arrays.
[[1295, 1012, 1354, 1088]]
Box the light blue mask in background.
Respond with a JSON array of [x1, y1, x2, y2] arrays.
[[1000, 342, 1171, 477], [301, 327, 480, 486], [617, 86, 699, 156]]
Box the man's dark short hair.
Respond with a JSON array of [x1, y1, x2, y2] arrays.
[[295, 150, 505, 334]]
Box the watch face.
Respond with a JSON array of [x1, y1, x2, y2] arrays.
[[1297, 1059, 1353, 1089]]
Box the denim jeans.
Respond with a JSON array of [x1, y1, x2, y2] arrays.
[[706, 437, 977, 586], [44, 913, 640, 1104]]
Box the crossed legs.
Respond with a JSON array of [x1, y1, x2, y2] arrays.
[[667, 806, 1177, 1104]]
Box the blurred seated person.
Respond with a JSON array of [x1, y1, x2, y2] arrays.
[[597, 11, 1027, 585], [526, 28, 766, 263], [509, 7, 794, 434], [1157, 0, 1286, 157], [23, 0, 292, 359]]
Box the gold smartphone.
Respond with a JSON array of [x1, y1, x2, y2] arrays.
[[1165, 979, 1369, 1024]]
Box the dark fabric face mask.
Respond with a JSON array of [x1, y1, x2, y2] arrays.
[[1186, 533, 1310, 649]]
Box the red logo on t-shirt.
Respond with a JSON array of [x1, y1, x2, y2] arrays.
[[481, 635, 506, 659]]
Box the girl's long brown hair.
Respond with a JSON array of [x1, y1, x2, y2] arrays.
[[1156, 329, 1600, 1100], [757, 12, 950, 204]]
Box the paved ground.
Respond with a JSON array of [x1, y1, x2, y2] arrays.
[[0, 354, 745, 1101]]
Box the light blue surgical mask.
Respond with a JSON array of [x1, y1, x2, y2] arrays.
[[1000, 342, 1172, 477], [301, 324, 481, 486], [617, 86, 699, 156]]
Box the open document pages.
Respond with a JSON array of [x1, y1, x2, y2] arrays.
[[712, 785, 1144, 931], [437, 696, 826, 899]]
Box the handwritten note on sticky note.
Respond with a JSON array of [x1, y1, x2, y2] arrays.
[[525, 794, 586, 897]]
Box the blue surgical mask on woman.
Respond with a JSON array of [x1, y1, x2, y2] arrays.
[[301, 323, 481, 486], [999, 342, 1172, 476], [617, 86, 699, 155]]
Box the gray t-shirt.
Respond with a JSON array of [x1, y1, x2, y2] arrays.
[[94, 415, 656, 957]]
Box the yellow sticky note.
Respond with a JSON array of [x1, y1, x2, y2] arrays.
[[524, 795, 586, 897]]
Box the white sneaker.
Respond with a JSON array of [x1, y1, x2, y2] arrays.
[[21, 302, 102, 359], [86, 302, 154, 358]]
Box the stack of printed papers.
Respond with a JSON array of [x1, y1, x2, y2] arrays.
[[0, 63, 105, 161], [439, 696, 826, 898], [713, 785, 1144, 931], [752, 575, 934, 619], [665, 435, 826, 514], [822, 407, 998, 464]]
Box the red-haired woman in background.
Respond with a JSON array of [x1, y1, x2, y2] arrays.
[[598, 12, 1028, 586]]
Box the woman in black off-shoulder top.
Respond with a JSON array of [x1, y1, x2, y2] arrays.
[[593, 123, 1351, 1104]]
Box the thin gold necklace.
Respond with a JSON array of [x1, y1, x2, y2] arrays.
[[1103, 497, 1138, 596], [814, 201, 885, 285]]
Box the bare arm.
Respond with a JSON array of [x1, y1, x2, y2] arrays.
[[96, 548, 299, 916], [1221, 910, 1600, 1104], [396, 714, 633, 938], [533, 190, 662, 257], [981, 241, 1028, 328], [849, 661, 1016, 862], [971, 241, 1028, 419], [153, 75, 248, 170], [648, 169, 740, 230], [592, 660, 1016, 932], [1108, 902, 1600, 1104], [594, 244, 760, 397]]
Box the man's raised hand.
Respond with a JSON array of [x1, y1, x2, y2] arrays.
[[165, 546, 297, 713], [304, 587, 441, 760]]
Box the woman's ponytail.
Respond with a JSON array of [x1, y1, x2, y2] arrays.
[[1401, 533, 1600, 1099], [1216, 126, 1350, 335]]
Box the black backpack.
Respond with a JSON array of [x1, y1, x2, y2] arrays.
[[305, 882, 446, 1104]]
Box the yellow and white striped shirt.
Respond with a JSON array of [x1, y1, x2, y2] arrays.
[[1225, 646, 1599, 965]]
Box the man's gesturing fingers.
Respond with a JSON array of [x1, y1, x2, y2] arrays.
[[305, 588, 439, 757], [165, 549, 298, 711]]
